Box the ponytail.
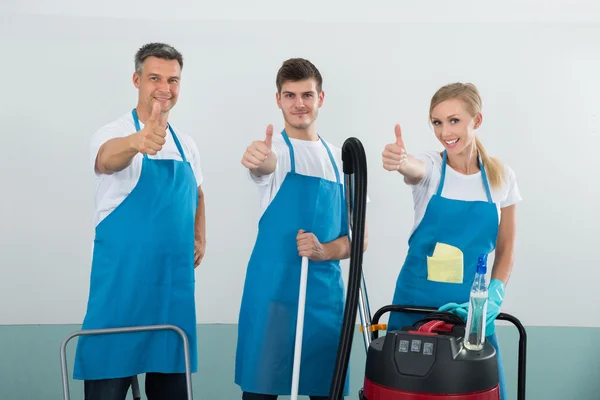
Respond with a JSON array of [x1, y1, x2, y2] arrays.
[[475, 136, 504, 189]]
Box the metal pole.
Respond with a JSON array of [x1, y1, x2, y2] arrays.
[[60, 324, 193, 400], [357, 272, 373, 351], [290, 256, 309, 400]]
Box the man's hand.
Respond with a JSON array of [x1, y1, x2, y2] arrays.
[[241, 125, 277, 176], [194, 240, 206, 268], [297, 229, 326, 261], [131, 102, 168, 155]]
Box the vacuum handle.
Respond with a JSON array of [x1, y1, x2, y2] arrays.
[[371, 304, 527, 400]]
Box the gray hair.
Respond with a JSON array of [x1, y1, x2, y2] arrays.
[[134, 42, 184, 74]]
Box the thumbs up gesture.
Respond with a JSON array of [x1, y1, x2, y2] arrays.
[[382, 124, 410, 172], [241, 125, 277, 175], [134, 102, 168, 155]]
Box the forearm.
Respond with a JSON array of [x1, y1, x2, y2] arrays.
[[322, 236, 351, 261], [194, 188, 206, 244], [322, 228, 369, 261], [491, 248, 513, 285], [250, 152, 277, 177], [491, 205, 517, 285], [400, 156, 427, 185], [95, 135, 139, 174]]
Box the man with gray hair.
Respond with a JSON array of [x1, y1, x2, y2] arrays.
[[72, 42, 205, 400]]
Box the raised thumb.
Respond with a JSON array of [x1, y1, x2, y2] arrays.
[[394, 124, 403, 145], [265, 124, 273, 149], [149, 101, 161, 124]]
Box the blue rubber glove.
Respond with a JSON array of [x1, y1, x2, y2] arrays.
[[438, 279, 505, 335]]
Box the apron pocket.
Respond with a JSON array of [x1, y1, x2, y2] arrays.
[[426, 242, 464, 284]]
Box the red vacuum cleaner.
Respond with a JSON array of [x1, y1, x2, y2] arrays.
[[359, 305, 527, 400], [327, 137, 527, 400]]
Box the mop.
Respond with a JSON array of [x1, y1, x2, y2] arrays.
[[290, 256, 309, 400]]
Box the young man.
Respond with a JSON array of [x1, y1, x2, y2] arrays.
[[235, 58, 368, 400], [73, 43, 206, 400]]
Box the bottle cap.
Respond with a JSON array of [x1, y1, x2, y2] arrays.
[[476, 253, 488, 274]]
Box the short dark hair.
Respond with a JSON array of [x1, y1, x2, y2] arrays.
[[276, 58, 323, 93], [134, 43, 183, 74]]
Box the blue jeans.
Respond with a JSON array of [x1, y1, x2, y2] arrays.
[[84, 373, 187, 400]]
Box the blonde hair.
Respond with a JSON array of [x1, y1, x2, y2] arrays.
[[429, 82, 504, 189]]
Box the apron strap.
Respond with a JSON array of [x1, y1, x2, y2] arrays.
[[131, 108, 187, 162], [281, 130, 296, 174], [436, 151, 449, 196], [281, 130, 340, 184], [436, 150, 494, 203], [479, 156, 493, 203], [320, 137, 341, 184], [169, 125, 188, 163]]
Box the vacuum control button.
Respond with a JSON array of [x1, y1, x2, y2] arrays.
[[411, 340, 421, 352], [423, 342, 434, 355], [399, 340, 409, 353]]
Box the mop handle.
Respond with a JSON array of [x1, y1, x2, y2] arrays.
[[291, 256, 309, 400]]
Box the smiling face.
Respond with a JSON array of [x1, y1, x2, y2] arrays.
[[430, 97, 482, 156], [276, 79, 324, 130], [133, 56, 181, 116]]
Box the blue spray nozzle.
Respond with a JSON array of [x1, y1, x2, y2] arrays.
[[476, 253, 488, 274]]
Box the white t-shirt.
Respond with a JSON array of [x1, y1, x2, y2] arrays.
[[90, 111, 203, 227], [250, 132, 369, 216], [408, 150, 522, 233]]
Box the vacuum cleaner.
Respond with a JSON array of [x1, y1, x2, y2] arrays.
[[325, 137, 527, 400]]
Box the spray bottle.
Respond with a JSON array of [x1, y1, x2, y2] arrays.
[[463, 254, 489, 351]]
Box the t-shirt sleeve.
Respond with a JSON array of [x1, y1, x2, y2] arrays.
[[500, 165, 522, 208], [407, 151, 441, 225], [89, 121, 130, 175], [408, 151, 437, 188], [248, 163, 274, 186], [189, 139, 204, 187]]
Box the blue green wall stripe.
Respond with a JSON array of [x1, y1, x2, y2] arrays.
[[0, 325, 598, 399]]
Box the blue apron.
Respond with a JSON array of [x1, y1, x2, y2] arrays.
[[235, 131, 350, 397], [388, 150, 507, 400], [73, 109, 199, 380]]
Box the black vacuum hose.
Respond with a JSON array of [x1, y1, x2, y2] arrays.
[[328, 137, 368, 399]]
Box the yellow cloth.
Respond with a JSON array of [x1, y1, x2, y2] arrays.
[[426, 243, 464, 284]]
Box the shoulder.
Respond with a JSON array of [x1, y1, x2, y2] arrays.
[[170, 123, 200, 157], [500, 161, 519, 193], [319, 138, 345, 172], [500, 160, 517, 182], [323, 139, 342, 158], [491, 158, 522, 207], [409, 150, 443, 187], [415, 150, 443, 168], [95, 112, 135, 138], [489, 156, 518, 188]]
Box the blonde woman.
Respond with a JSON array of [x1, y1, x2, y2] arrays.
[[382, 83, 522, 400]]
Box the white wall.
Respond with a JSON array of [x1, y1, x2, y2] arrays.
[[1, 1, 599, 327]]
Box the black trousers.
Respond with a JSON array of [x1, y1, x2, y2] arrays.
[[84, 373, 187, 400], [242, 392, 328, 400]]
